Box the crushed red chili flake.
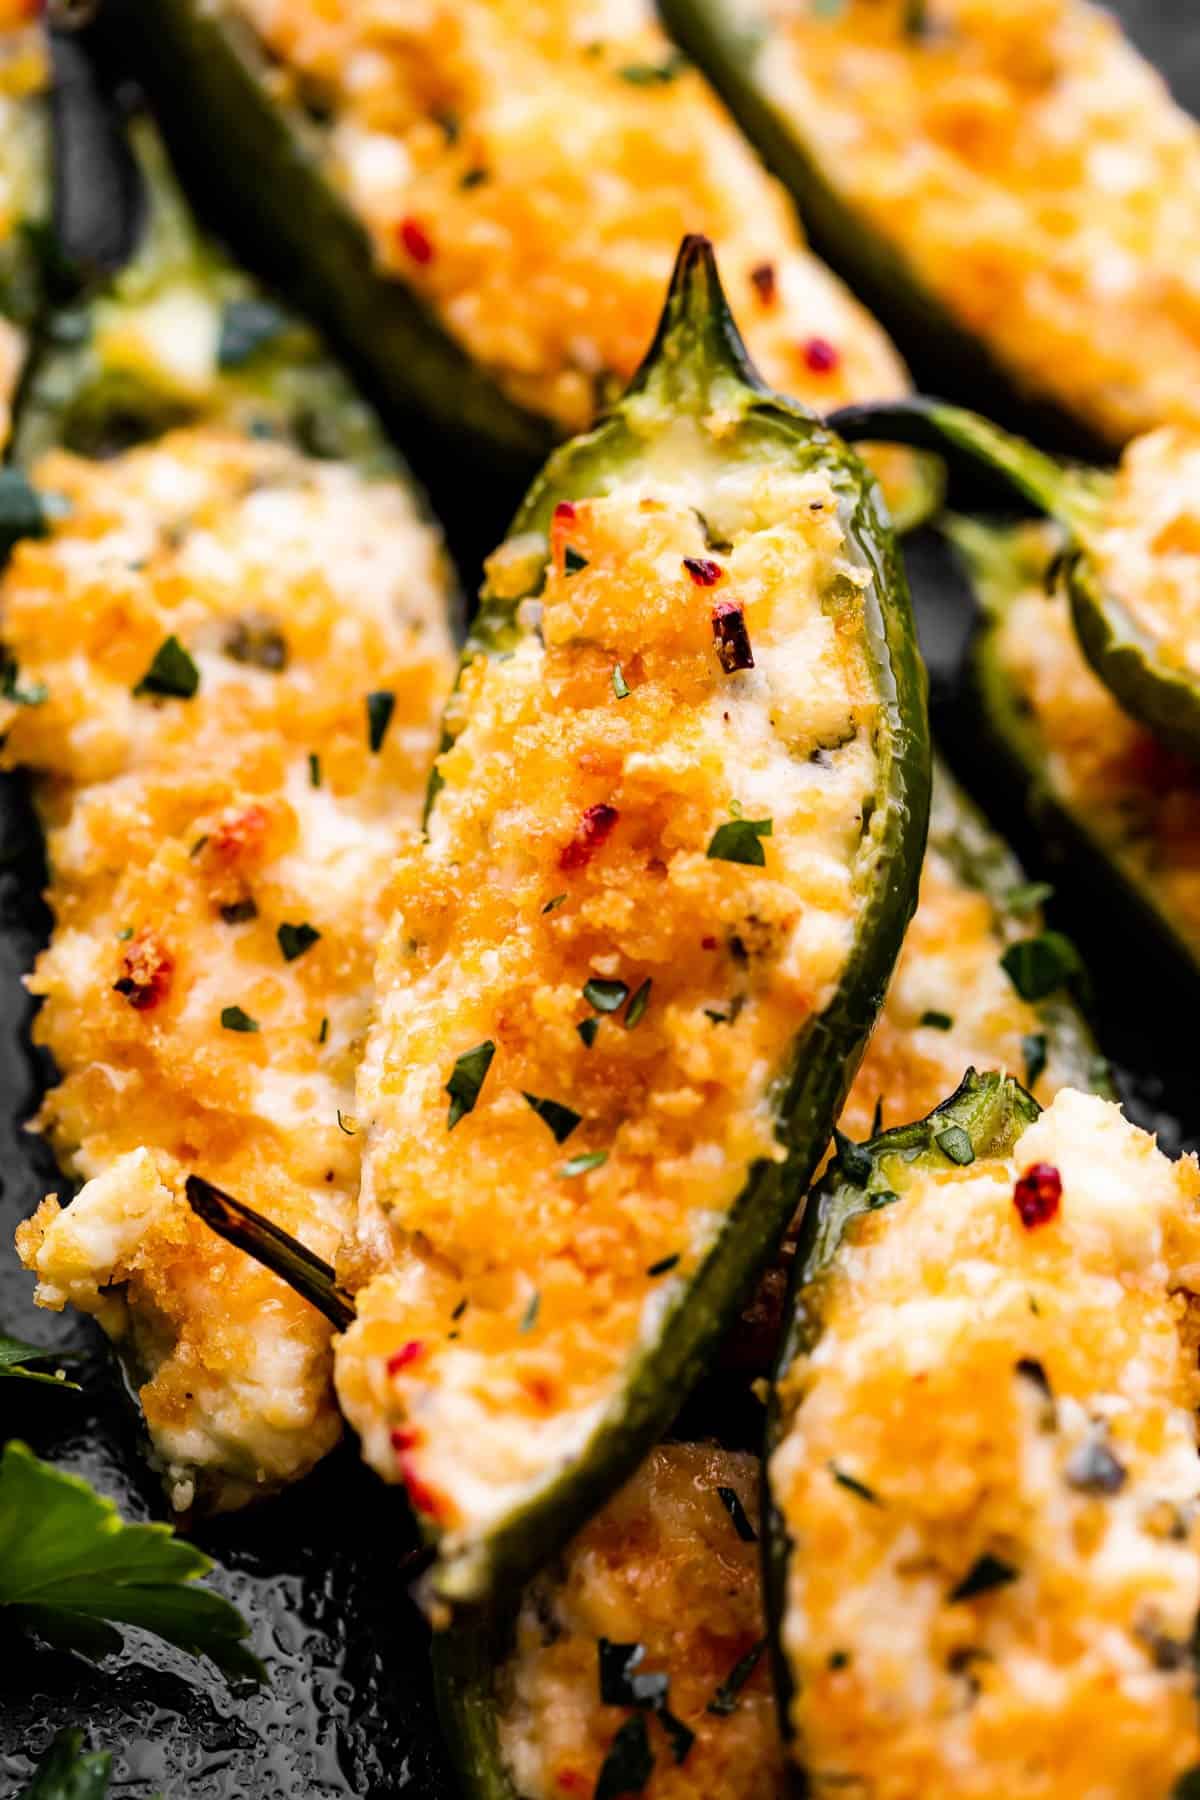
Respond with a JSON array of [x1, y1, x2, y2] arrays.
[[750, 261, 777, 306], [398, 216, 435, 265], [1013, 1163, 1062, 1229], [803, 337, 840, 374], [555, 1774, 587, 1795], [389, 1426, 419, 1452], [207, 803, 270, 869], [113, 929, 174, 1011], [560, 802, 618, 871], [399, 1457, 445, 1519], [1126, 733, 1194, 790], [701, 935, 718, 950], [386, 1340, 425, 1375], [683, 555, 723, 587], [712, 599, 755, 673], [553, 500, 577, 522]]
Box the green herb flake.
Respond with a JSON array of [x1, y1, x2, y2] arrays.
[[866, 1189, 900, 1213], [560, 1149, 608, 1178], [706, 816, 772, 866], [646, 1254, 679, 1277], [0, 1334, 79, 1392], [659, 1710, 694, 1766], [595, 1714, 654, 1800], [190, 834, 209, 858], [612, 663, 631, 700], [317, 1016, 329, 1045], [134, 635, 199, 700], [543, 893, 567, 914], [920, 1010, 953, 1031], [1022, 1031, 1048, 1091], [217, 297, 288, 369], [459, 166, 488, 189], [577, 1017, 600, 1049], [1, 656, 48, 707], [220, 1005, 259, 1033], [0, 1440, 261, 1679], [116, 926, 133, 942], [523, 1092, 582, 1144], [949, 1553, 1018, 1603], [563, 547, 588, 576], [519, 1292, 540, 1333], [935, 1124, 975, 1166], [584, 976, 630, 1014], [616, 51, 686, 83], [446, 1040, 496, 1129], [366, 689, 396, 753], [308, 752, 322, 788], [707, 1637, 767, 1716], [18, 1728, 112, 1800], [624, 979, 652, 1030], [1000, 931, 1082, 1002], [598, 1639, 669, 1710], [903, 0, 929, 35], [715, 1485, 757, 1543], [278, 921, 321, 962], [828, 1650, 851, 1671], [220, 898, 257, 925], [1005, 879, 1054, 917], [829, 1462, 882, 1506], [336, 1109, 356, 1135]]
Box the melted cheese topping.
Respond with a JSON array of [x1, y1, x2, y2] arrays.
[[336, 452, 883, 1558], [231, 0, 912, 454], [0, 15, 47, 447], [755, 0, 1200, 445], [770, 1088, 1200, 1798], [497, 1443, 781, 1800], [1091, 427, 1200, 675], [982, 520, 1200, 961], [12, 426, 454, 1510]]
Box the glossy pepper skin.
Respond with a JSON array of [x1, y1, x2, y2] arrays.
[[428, 229, 928, 1767], [830, 395, 1200, 761]]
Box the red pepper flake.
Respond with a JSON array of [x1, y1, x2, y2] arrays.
[[1013, 1163, 1062, 1229], [399, 1458, 445, 1519], [555, 1774, 587, 1795], [560, 802, 618, 871], [389, 1426, 419, 1453], [113, 929, 174, 1011], [701, 935, 718, 950], [207, 803, 270, 869], [553, 501, 577, 523], [803, 337, 840, 374], [398, 216, 435, 265], [750, 261, 777, 306], [712, 599, 755, 673], [683, 555, 723, 587], [523, 1374, 556, 1409], [386, 1340, 425, 1376]]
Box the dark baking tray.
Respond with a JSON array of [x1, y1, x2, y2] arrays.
[[0, 4, 1196, 1792]]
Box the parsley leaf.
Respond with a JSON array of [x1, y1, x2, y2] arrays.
[[716, 1485, 757, 1542], [595, 1714, 653, 1800], [949, 1552, 1018, 1602], [560, 1149, 607, 1178], [707, 1637, 767, 1716], [366, 690, 395, 753], [646, 1254, 679, 1277], [617, 51, 687, 83], [599, 1639, 669, 1710], [446, 1040, 495, 1129], [277, 921, 320, 962], [583, 977, 629, 1014], [1000, 931, 1082, 1002], [18, 1729, 111, 1799], [133, 636, 199, 700], [0, 1333, 79, 1391], [308, 751, 322, 788], [920, 1010, 953, 1030], [612, 664, 631, 700], [706, 816, 772, 866], [829, 1462, 882, 1505], [1, 655, 48, 707], [523, 1092, 582, 1144], [624, 979, 652, 1029], [220, 1005, 259, 1033], [1005, 879, 1053, 917], [217, 298, 289, 370], [563, 547, 588, 576], [577, 1017, 599, 1049], [0, 1442, 260, 1679], [519, 1292, 540, 1333]]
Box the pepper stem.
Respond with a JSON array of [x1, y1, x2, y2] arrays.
[[625, 233, 767, 412], [184, 1174, 357, 1331]]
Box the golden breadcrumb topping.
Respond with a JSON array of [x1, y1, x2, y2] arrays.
[[498, 1444, 781, 1800], [756, 0, 1200, 445], [232, 0, 912, 438], [771, 1088, 1200, 1799], [1092, 427, 1200, 673], [12, 426, 454, 1509], [336, 455, 883, 1558]]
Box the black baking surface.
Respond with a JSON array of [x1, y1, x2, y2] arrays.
[[0, 3, 1197, 1793]]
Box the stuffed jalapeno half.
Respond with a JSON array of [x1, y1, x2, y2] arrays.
[[661, 0, 1200, 458], [767, 1071, 1200, 1796], [831, 397, 1200, 760], [333, 236, 930, 1610], [948, 513, 1200, 988], [13, 111, 457, 1512], [121, 0, 935, 525], [0, 9, 49, 452]]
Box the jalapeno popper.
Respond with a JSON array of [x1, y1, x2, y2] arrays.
[[663, 0, 1200, 455], [14, 125, 456, 1513], [767, 1073, 1200, 1798], [333, 238, 929, 1609], [125, 0, 933, 523], [0, 9, 48, 451]]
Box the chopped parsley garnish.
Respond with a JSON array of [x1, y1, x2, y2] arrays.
[[336, 1109, 356, 1135], [1000, 931, 1082, 1002], [612, 663, 631, 700], [451, 1298, 468, 1321], [446, 1040, 496, 1129], [577, 1017, 599, 1049], [829, 1650, 851, 1671], [0, 1441, 260, 1678], [1065, 1435, 1127, 1495], [1015, 1357, 1052, 1397], [658, 1711, 695, 1766], [19, 1729, 112, 1799], [616, 50, 686, 83], [920, 1010, 953, 1030], [523, 1092, 582, 1144], [935, 1124, 975, 1166], [220, 898, 257, 925], [134, 635, 199, 700], [707, 1637, 767, 1716], [624, 979, 652, 1029], [519, 1292, 540, 1333], [584, 977, 629, 1014], [866, 1189, 899, 1212], [217, 297, 288, 369], [903, 0, 929, 34], [278, 921, 321, 962], [0, 1333, 79, 1392], [595, 1714, 653, 1800], [223, 615, 287, 671], [460, 166, 488, 189], [829, 1462, 882, 1506], [949, 1553, 1018, 1602], [190, 835, 208, 857], [1022, 1031, 1048, 1090], [706, 816, 772, 866], [220, 1005, 259, 1033], [646, 1254, 679, 1277], [542, 894, 567, 913], [308, 752, 322, 788], [1, 655, 48, 706], [599, 1639, 669, 1710], [716, 1485, 757, 1542], [317, 1016, 329, 1044], [563, 546, 588, 576], [1005, 879, 1053, 917], [561, 1149, 608, 1178], [366, 689, 395, 753], [833, 1129, 873, 1188]]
